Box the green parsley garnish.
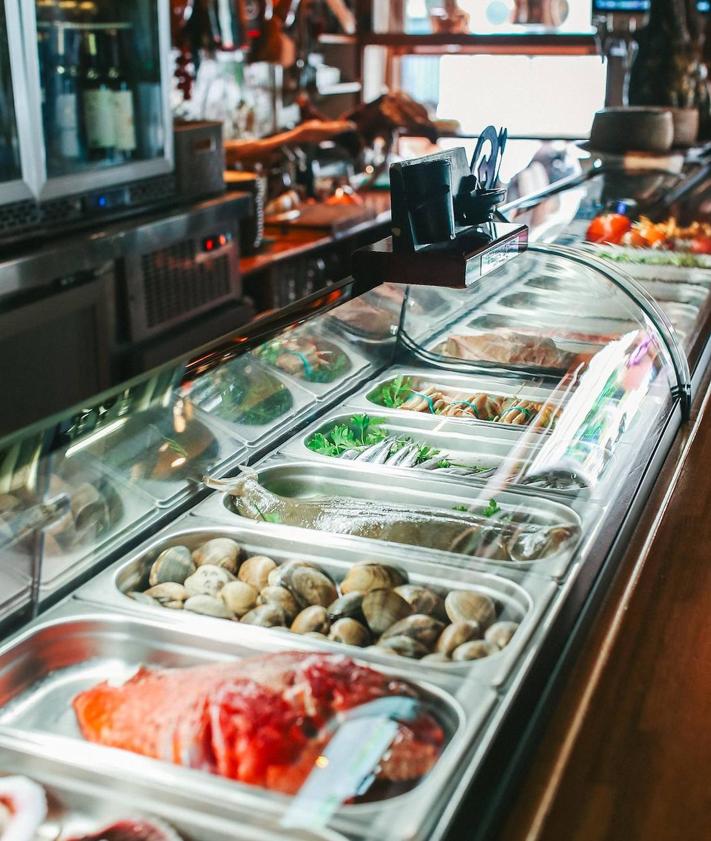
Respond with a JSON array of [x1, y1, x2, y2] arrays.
[[483, 498, 501, 517], [369, 375, 415, 409]]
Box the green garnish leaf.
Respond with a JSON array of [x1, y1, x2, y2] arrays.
[[452, 504, 469, 512], [162, 436, 189, 458], [483, 498, 501, 517], [370, 375, 415, 409], [306, 414, 388, 458], [254, 504, 281, 524]]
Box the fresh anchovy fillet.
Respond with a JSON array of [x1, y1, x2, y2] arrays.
[[354, 439, 391, 463], [206, 469, 579, 563], [417, 456, 447, 470], [373, 438, 399, 464], [386, 442, 419, 467], [339, 448, 362, 460], [398, 444, 425, 468]]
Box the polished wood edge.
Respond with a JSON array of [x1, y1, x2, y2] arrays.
[[498, 358, 711, 841]]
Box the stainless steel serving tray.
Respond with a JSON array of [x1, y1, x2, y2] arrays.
[[74, 520, 556, 688], [346, 367, 565, 436], [0, 602, 497, 841], [252, 324, 374, 402], [281, 409, 589, 499], [0, 455, 156, 597], [524, 274, 710, 308], [467, 310, 634, 344], [192, 459, 585, 580], [77, 406, 248, 510], [0, 733, 333, 841], [182, 357, 316, 449]]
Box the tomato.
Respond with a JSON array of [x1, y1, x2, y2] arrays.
[[690, 235, 711, 254], [586, 213, 631, 244]]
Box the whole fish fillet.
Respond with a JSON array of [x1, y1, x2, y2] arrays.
[[210, 473, 576, 563], [73, 653, 444, 799]]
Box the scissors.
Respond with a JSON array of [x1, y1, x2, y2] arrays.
[[470, 126, 508, 189]]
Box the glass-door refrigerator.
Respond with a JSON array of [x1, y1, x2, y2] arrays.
[[2, 0, 173, 227], [0, 0, 38, 204]]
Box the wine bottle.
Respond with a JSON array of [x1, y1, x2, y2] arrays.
[[106, 28, 136, 160], [80, 30, 115, 161], [55, 25, 81, 161]]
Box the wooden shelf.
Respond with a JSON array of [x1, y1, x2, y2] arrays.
[[358, 32, 598, 56]]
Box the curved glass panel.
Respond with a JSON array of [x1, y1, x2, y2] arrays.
[[0, 240, 693, 841], [503, 167, 711, 365]]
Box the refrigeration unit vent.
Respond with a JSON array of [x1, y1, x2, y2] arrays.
[[141, 241, 232, 330], [0, 201, 41, 234], [128, 174, 177, 206]]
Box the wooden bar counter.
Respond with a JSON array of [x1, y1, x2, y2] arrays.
[[497, 361, 711, 841]]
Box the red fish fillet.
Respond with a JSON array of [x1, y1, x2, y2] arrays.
[[73, 652, 444, 799]]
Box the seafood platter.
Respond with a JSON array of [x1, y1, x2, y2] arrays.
[[0, 238, 694, 841]]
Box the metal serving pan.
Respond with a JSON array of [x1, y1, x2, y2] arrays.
[[347, 367, 565, 436], [0, 603, 496, 841], [74, 520, 556, 688], [192, 459, 584, 580], [0, 457, 155, 596], [251, 325, 373, 402], [524, 274, 709, 308], [183, 357, 315, 449], [78, 406, 247, 510], [467, 310, 633, 345], [0, 733, 335, 841], [282, 409, 588, 498]]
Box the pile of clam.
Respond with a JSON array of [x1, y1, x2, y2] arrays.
[[129, 537, 519, 663]]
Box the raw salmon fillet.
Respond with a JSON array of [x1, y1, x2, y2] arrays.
[[73, 652, 444, 798]]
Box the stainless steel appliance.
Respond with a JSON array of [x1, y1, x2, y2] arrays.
[[0, 0, 175, 241]]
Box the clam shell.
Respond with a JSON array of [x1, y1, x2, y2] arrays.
[[327, 592, 365, 623], [238, 555, 277, 591], [451, 640, 497, 662], [444, 591, 497, 629], [485, 620, 519, 650], [163, 600, 184, 610], [435, 620, 481, 656], [192, 538, 241, 573], [393, 585, 447, 621], [128, 591, 158, 606], [258, 586, 299, 623], [267, 560, 318, 589], [241, 604, 286, 627], [149, 545, 195, 586], [304, 631, 328, 640], [376, 635, 428, 659], [288, 566, 338, 609], [421, 652, 450, 663], [144, 582, 188, 605], [291, 605, 330, 635], [220, 581, 258, 617], [362, 589, 412, 636], [340, 562, 408, 595], [329, 618, 370, 647], [381, 614, 445, 649], [184, 595, 234, 619], [184, 564, 234, 598]]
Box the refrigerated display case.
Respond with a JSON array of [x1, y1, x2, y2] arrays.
[[0, 222, 700, 841], [500, 162, 711, 376]]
